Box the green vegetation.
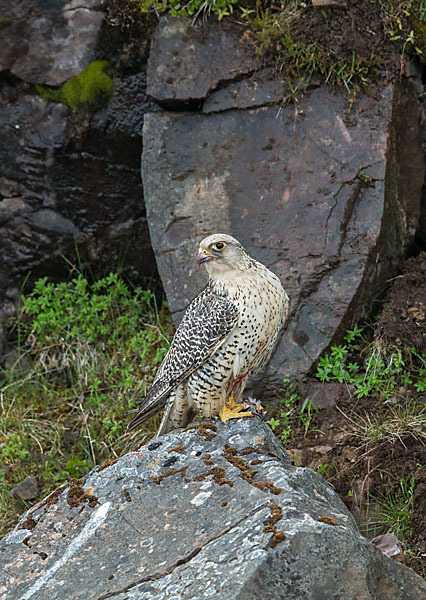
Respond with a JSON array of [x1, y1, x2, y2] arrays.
[[380, 0, 426, 55], [316, 326, 426, 400], [0, 272, 173, 537], [367, 470, 416, 540], [36, 60, 113, 111], [267, 376, 318, 443], [119, 0, 426, 98], [315, 326, 426, 445], [147, 0, 239, 20], [349, 394, 426, 446], [246, 3, 373, 94]]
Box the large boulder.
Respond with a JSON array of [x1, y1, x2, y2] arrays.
[[142, 17, 425, 395], [0, 0, 104, 85], [0, 8, 160, 358], [1, 418, 425, 599], [147, 16, 259, 105]]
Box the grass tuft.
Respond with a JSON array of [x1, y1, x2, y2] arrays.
[[367, 470, 416, 540], [315, 327, 426, 446], [267, 376, 319, 443]]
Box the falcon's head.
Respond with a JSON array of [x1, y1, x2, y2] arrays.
[[197, 233, 251, 276]]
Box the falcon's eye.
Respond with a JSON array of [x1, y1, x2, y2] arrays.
[[212, 242, 226, 251]]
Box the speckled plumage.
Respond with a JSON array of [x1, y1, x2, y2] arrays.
[[128, 234, 289, 436]]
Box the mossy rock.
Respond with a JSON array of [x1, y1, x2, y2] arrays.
[[36, 60, 113, 111]]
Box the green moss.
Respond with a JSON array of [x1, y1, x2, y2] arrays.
[[0, 17, 11, 28], [36, 60, 113, 111]]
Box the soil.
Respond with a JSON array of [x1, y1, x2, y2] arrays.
[[279, 253, 426, 579], [300, 0, 401, 77], [259, 0, 416, 89], [377, 253, 426, 350]]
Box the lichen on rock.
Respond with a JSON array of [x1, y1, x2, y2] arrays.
[[1, 418, 425, 600], [36, 60, 114, 111]]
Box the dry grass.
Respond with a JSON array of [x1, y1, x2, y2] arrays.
[[338, 396, 426, 448]]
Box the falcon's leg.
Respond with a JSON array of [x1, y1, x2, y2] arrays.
[[218, 371, 254, 424], [219, 394, 254, 425], [219, 372, 267, 424]]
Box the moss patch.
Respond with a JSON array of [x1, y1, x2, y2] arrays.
[[152, 467, 187, 484], [264, 503, 285, 548], [36, 60, 113, 111]]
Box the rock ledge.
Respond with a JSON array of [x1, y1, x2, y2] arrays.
[[1, 419, 424, 600]]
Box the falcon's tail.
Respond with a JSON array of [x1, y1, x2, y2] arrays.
[[126, 380, 171, 432], [154, 401, 175, 438]]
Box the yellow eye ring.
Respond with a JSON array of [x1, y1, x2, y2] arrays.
[[212, 242, 227, 251]]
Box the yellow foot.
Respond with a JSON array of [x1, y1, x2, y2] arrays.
[[219, 395, 254, 425]]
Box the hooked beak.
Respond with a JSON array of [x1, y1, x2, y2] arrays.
[[197, 249, 214, 267]]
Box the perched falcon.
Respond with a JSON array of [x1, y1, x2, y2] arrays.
[[128, 233, 289, 437]]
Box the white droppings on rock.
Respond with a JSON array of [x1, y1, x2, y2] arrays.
[[140, 537, 154, 548], [191, 491, 212, 506], [5, 529, 32, 545]]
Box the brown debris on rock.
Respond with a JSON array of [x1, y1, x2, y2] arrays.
[[2, 418, 425, 599]]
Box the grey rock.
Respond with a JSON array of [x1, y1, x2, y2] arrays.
[[371, 533, 402, 559], [0, 0, 105, 85], [142, 76, 424, 393], [147, 16, 259, 104], [91, 72, 160, 140], [1, 419, 424, 600], [0, 77, 157, 324], [0, 197, 26, 225], [0, 177, 20, 198], [203, 68, 288, 113], [30, 209, 82, 236], [312, 0, 347, 6], [11, 475, 40, 501]]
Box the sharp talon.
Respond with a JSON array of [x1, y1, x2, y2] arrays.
[[219, 394, 254, 425]]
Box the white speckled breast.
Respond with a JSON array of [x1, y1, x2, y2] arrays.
[[187, 263, 288, 416]]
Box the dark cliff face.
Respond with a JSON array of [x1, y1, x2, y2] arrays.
[[0, 3, 161, 363], [0, 75, 159, 335], [1, 3, 426, 391]]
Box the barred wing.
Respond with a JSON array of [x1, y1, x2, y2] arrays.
[[127, 287, 238, 431]]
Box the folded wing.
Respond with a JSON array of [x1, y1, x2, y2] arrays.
[[127, 286, 239, 431]]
